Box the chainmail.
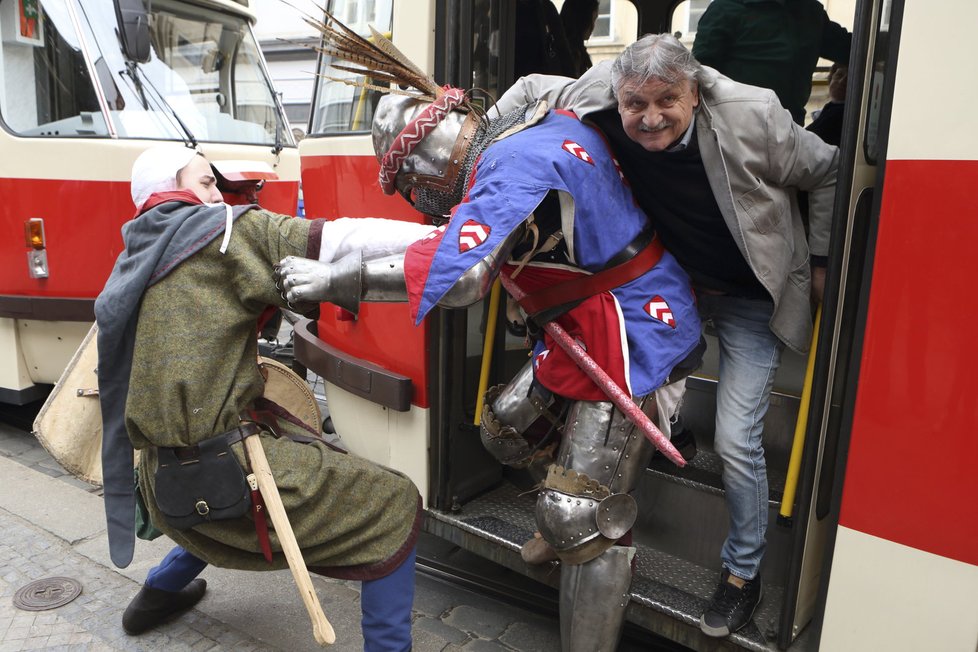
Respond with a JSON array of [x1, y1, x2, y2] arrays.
[[414, 105, 530, 222]]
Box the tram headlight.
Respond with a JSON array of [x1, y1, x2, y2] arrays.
[[24, 218, 48, 279]]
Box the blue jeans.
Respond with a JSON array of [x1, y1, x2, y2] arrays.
[[146, 545, 415, 651], [698, 294, 784, 581]]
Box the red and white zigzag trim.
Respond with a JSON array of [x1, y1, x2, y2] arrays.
[[379, 87, 466, 194]]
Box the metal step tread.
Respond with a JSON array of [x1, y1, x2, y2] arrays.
[[647, 449, 789, 506], [427, 482, 785, 651]]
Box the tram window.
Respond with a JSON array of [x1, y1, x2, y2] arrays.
[[309, 0, 393, 135], [64, 0, 285, 144], [0, 0, 107, 137], [863, 0, 892, 164]]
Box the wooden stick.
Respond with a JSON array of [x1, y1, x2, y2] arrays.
[[243, 433, 336, 646]]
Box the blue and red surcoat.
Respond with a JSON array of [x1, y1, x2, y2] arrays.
[[405, 110, 701, 401]]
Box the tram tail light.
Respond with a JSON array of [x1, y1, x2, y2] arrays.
[[25, 218, 45, 250], [24, 218, 49, 279]]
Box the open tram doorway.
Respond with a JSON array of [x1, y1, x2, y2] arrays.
[[296, 0, 892, 648]]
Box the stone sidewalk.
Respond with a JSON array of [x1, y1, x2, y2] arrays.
[[0, 418, 563, 652]]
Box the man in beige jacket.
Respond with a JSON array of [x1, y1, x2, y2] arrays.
[[494, 33, 839, 637]]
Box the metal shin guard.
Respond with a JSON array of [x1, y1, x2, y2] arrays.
[[559, 546, 635, 652], [480, 361, 557, 468], [536, 399, 652, 564]]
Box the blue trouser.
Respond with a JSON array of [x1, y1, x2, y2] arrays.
[[698, 294, 784, 582], [146, 545, 416, 651], [145, 545, 208, 592]]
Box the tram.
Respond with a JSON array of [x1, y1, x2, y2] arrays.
[[295, 0, 977, 650], [0, 0, 300, 405]]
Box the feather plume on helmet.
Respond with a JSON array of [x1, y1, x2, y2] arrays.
[[294, 5, 519, 220], [302, 6, 442, 101]]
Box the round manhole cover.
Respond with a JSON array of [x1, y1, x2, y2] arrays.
[[13, 577, 83, 611]]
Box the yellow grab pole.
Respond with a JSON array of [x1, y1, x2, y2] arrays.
[[474, 279, 502, 426], [779, 304, 822, 523]]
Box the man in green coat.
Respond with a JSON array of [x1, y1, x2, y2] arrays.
[[96, 144, 430, 649], [692, 0, 851, 124]]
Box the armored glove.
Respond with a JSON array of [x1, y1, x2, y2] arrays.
[[275, 252, 362, 315]]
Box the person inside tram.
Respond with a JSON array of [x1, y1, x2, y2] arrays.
[[691, 0, 851, 125], [96, 144, 430, 648], [560, 0, 600, 77], [514, 0, 577, 78], [807, 63, 848, 147], [274, 25, 705, 650], [492, 33, 839, 638]]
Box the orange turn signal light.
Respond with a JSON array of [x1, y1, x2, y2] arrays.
[[25, 218, 45, 250]]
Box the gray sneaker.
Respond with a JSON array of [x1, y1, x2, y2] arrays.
[[699, 568, 762, 637]]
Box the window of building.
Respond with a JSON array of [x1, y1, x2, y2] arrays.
[[670, 0, 711, 40], [590, 0, 613, 40]]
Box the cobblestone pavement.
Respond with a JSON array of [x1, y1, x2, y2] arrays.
[[0, 411, 564, 652]]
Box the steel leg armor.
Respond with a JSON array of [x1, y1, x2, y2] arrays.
[[479, 365, 658, 652], [559, 545, 635, 652], [536, 398, 655, 565], [480, 362, 559, 468]]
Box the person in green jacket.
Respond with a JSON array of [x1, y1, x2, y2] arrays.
[[692, 0, 851, 124], [97, 144, 430, 649]]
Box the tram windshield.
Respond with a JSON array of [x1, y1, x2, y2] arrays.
[[0, 0, 288, 145]]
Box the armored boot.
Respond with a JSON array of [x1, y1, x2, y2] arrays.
[[559, 546, 635, 652], [122, 578, 207, 635]]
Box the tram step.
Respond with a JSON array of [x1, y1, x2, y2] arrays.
[[636, 461, 793, 586], [425, 482, 788, 652], [646, 449, 788, 506]]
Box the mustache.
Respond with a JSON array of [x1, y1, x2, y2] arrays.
[[638, 121, 671, 133]]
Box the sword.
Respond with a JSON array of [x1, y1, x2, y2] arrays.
[[497, 273, 687, 468], [243, 431, 336, 645]]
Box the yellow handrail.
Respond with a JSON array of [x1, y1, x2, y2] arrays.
[[473, 279, 502, 426], [779, 303, 822, 523]]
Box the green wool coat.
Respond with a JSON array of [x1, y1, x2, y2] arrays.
[[126, 208, 420, 577]]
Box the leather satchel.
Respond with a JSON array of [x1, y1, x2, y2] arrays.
[[154, 425, 255, 530]]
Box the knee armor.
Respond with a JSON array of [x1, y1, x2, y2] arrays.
[[535, 398, 655, 564], [479, 362, 559, 468]]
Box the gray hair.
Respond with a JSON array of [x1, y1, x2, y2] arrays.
[[610, 34, 704, 98]]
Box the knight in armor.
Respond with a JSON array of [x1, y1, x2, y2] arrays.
[[97, 144, 430, 648], [275, 25, 704, 652]]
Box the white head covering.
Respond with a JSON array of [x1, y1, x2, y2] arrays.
[[130, 144, 200, 210]]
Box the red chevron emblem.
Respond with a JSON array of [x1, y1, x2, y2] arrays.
[[459, 220, 490, 252], [644, 295, 676, 328], [562, 140, 594, 165]]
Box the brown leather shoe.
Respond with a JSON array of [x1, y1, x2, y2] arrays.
[[521, 533, 558, 564]]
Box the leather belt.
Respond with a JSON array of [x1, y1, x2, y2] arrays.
[[170, 422, 260, 461], [517, 229, 664, 321]]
